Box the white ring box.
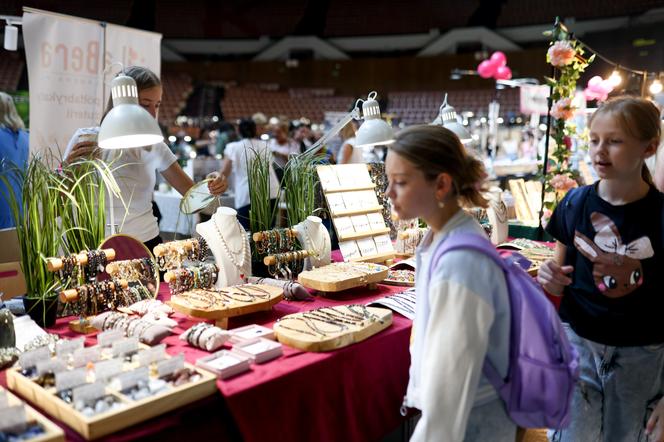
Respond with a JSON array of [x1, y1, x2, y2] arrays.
[[231, 338, 283, 364], [228, 324, 275, 344], [196, 350, 251, 379]]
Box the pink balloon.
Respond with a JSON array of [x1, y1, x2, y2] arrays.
[[490, 51, 507, 67], [598, 80, 613, 94], [477, 60, 497, 79], [588, 76, 603, 87], [494, 65, 512, 80]]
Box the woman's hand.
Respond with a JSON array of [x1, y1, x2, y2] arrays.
[[646, 397, 664, 441], [207, 172, 227, 196], [64, 140, 99, 164], [536, 259, 574, 296]]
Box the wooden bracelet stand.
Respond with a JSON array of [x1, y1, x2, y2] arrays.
[[297, 262, 389, 296], [251, 228, 300, 259], [168, 284, 283, 329], [46, 249, 118, 333]]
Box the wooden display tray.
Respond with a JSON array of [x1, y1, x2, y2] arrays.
[[168, 284, 283, 329], [6, 361, 217, 440], [322, 184, 376, 194], [298, 263, 389, 293], [331, 206, 384, 217], [274, 306, 393, 352], [1, 387, 65, 442]]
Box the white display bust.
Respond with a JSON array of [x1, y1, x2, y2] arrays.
[[293, 215, 332, 270], [485, 187, 508, 245], [196, 207, 251, 287]]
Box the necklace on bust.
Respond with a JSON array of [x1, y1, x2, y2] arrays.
[[302, 222, 328, 259], [212, 216, 248, 272]]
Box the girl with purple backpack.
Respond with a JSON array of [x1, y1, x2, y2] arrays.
[[389, 125, 516, 441], [538, 96, 664, 441]]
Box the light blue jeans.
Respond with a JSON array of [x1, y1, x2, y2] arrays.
[[549, 324, 664, 442]]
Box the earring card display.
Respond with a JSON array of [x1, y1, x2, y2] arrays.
[[316, 165, 395, 263], [168, 284, 283, 329], [273, 305, 392, 352], [6, 347, 216, 440], [0, 386, 65, 442], [507, 179, 542, 225], [297, 262, 388, 293]]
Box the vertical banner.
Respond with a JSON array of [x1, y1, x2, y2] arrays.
[[22, 9, 162, 163], [23, 11, 104, 161]]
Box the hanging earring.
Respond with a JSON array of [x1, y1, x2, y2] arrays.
[[438, 201, 445, 208]]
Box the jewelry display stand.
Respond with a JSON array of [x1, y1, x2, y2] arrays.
[[196, 207, 251, 288], [273, 305, 392, 352], [168, 284, 283, 329], [6, 349, 216, 440], [253, 228, 308, 279], [293, 216, 331, 270], [316, 164, 395, 264], [297, 262, 388, 295], [47, 249, 119, 334], [0, 386, 65, 442], [153, 238, 210, 271]]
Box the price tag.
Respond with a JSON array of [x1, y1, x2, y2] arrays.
[[55, 337, 84, 357], [97, 329, 124, 348], [55, 368, 87, 392], [157, 353, 185, 378], [0, 405, 27, 432], [112, 367, 149, 391], [95, 358, 123, 381], [18, 346, 50, 369], [0, 390, 8, 409], [73, 381, 105, 404], [36, 358, 66, 376], [112, 337, 139, 357], [72, 346, 102, 368], [136, 344, 167, 367]]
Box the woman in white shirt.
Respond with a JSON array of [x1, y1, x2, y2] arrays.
[[337, 120, 364, 164], [64, 66, 227, 250], [221, 118, 280, 229], [389, 125, 514, 442], [268, 121, 300, 180]]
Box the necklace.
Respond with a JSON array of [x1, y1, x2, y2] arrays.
[[302, 222, 328, 259], [212, 216, 248, 271]]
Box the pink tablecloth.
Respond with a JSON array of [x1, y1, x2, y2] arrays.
[[2, 264, 412, 442]]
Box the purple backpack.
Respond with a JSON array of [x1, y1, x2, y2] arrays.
[[428, 233, 579, 429]]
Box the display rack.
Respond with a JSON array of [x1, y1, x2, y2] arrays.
[[316, 164, 395, 264], [0, 386, 65, 442], [46, 249, 117, 273]]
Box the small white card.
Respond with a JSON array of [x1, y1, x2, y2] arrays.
[[325, 193, 346, 214], [36, 358, 66, 376], [55, 368, 87, 392], [367, 212, 387, 230], [72, 346, 102, 368], [350, 215, 371, 233], [357, 237, 378, 257], [334, 217, 355, 235], [112, 337, 139, 357], [18, 346, 50, 369], [112, 367, 149, 391], [358, 190, 379, 207], [230, 324, 275, 343], [316, 166, 341, 191], [232, 338, 283, 364], [95, 358, 124, 382], [56, 337, 85, 357], [73, 381, 105, 404], [0, 405, 27, 432], [136, 344, 167, 367], [97, 329, 124, 348], [342, 193, 362, 211], [374, 234, 394, 254], [157, 353, 185, 378], [339, 240, 361, 261]]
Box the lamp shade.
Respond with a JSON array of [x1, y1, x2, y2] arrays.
[[98, 75, 163, 149], [431, 98, 472, 144], [354, 94, 395, 147]]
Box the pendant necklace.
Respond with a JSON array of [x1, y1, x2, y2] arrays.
[[212, 216, 248, 272]]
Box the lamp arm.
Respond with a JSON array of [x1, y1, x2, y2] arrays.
[[299, 105, 361, 158]]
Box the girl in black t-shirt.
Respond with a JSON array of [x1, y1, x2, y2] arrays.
[[538, 96, 664, 441]]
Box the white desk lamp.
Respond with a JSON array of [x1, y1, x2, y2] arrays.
[[431, 93, 472, 144], [300, 91, 395, 157]]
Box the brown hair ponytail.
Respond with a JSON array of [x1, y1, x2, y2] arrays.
[[389, 125, 488, 208]]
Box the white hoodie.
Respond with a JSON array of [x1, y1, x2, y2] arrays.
[[404, 210, 511, 442]]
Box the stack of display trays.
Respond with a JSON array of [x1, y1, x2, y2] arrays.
[[0, 386, 65, 442], [316, 164, 395, 264], [6, 342, 216, 440]]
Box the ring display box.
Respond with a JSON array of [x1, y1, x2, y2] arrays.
[[195, 350, 252, 380], [231, 338, 283, 364], [228, 324, 276, 344]]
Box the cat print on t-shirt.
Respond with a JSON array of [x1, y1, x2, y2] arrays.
[[573, 212, 654, 298]]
